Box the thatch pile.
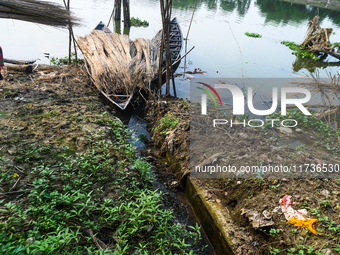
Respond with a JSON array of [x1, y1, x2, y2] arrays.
[[0, 0, 79, 28], [77, 30, 160, 95], [301, 15, 340, 60]]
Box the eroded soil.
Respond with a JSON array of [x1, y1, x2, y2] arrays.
[[148, 97, 340, 255]]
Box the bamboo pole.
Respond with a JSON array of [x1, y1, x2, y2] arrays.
[[158, 0, 165, 95], [67, 0, 71, 65], [63, 0, 77, 65], [163, 0, 175, 96], [123, 0, 130, 28], [184, 0, 197, 79], [114, 0, 121, 21]]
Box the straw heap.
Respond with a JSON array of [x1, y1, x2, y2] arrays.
[[0, 0, 79, 28], [77, 30, 159, 95]]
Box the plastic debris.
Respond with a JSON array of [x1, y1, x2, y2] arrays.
[[287, 217, 319, 235], [241, 208, 274, 228], [280, 195, 307, 220], [280, 195, 321, 235]]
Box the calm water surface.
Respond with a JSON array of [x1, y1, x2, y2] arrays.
[[1, 0, 340, 98]]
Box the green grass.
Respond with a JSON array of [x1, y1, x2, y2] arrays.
[[0, 112, 203, 254], [154, 113, 180, 135]]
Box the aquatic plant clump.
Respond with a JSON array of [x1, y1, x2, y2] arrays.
[[283, 15, 340, 61], [281, 41, 320, 60], [130, 17, 149, 27], [244, 32, 262, 38]]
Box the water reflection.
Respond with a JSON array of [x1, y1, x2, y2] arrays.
[[256, 0, 340, 26], [293, 56, 340, 72], [171, 0, 340, 27], [1, 0, 339, 79], [220, 0, 251, 16], [114, 20, 121, 34], [172, 0, 252, 16]]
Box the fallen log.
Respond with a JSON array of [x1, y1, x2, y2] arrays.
[[6, 64, 33, 73]]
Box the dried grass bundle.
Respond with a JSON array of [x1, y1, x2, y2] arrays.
[[77, 30, 159, 95], [290, 73, 340, 111], [0, 0, 79, 28], [290, 72, 340, 142]]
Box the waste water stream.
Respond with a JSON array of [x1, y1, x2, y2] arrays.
[[114, 104, 216, 254]]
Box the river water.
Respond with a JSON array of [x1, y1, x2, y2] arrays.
[[1, 0, 340, 99]]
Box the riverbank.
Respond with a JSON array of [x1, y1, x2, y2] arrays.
[[0, 65, 208, 254], [2, 65, 340, 254], [281, 0, 340, 11], [147, 96, 340, 254]]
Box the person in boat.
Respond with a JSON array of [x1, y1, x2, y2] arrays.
[[0, 46, 3, 80]]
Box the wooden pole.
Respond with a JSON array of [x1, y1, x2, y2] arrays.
[[158, 0, 165, 95], [63, 0, 77, 65], [67, 0, 71, 65], [160, 0, 175, 96], [123, 0, 130, 28], [167, 0, 176, 97], [114, 0, 121, 21]]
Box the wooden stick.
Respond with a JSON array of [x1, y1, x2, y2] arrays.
[[161, 46, 195, 75], [67, 0, 71, 65], [0, 185, 60, 196], [107, 5, 115, 26], [9, 178, 20, 192]]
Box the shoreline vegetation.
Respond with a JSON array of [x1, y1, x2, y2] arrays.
[[1, 61, 340, 254], [0, 65, 206, 254]]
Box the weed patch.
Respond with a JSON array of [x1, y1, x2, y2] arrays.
[[130, 17, 149, 27], [245, 32, 262, 38], [281, 40, 320, 60], [154, 113, 180, 135]]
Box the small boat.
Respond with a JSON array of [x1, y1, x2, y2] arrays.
[[3, 58, 37, 65], [88, 19, 183, 110]]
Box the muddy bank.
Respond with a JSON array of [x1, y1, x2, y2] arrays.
[[147, 96, 340, 254]]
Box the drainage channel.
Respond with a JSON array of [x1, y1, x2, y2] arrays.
[[114, 105, 216, 255]]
